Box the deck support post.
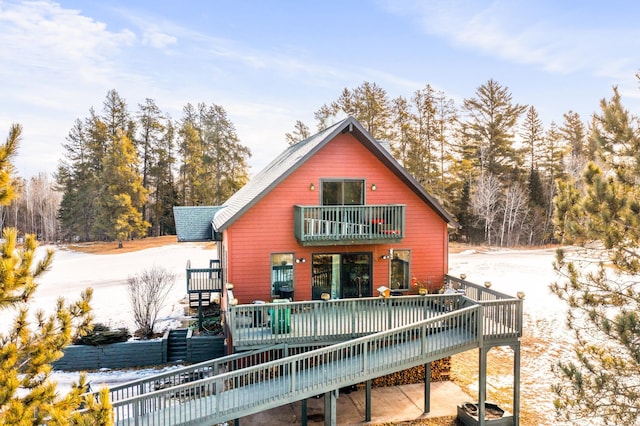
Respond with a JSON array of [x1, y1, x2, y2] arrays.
[[301, 398, 308, 426], [324, 389, 337, 426], [513, 342, 521, 426], [478, 347, 489, 426], [365, 380, 372, 421], [424, 362, 431, 414], [198, 295, 204, 332]]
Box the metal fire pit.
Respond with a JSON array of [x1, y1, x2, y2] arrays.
[[457, 402, 514, 426]]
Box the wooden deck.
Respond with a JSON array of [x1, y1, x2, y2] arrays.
[[111, 309, 480, 425], [89, 278, 522, 426]]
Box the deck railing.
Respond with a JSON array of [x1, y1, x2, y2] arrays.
[[99, 344, 293, 404], [445, 275, 523, 342], [186, 259, 222, 293], [227, 294, 467, 350], [293, 204, 405, 245], [108, 306, 480, 425]]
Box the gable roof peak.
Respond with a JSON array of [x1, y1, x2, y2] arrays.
[[212, 116, 458, 231]]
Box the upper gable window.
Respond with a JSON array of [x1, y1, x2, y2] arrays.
[[321, 179, 364, 205]]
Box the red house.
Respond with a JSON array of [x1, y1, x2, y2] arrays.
[[177, 116, 458, 304]]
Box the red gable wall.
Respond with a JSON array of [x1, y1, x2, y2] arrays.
[[222, 133, 448, 303]]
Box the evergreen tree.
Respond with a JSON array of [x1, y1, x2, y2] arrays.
[[390, 95, 414, 169], [0, 124, 111, 424], [407, 84, 440, 190], [58, 90, 135, 242], [57, 118, 101, 241], [433, 90, 458, 207], [322, 81, 391, 141], [520, 105, 545, 170], [178, 103, 251, 206], [284, 120, 310, 145], [95, 131, 150, 248], [461, 79, 526, 179], [135, 99, 178, 236], [149, 120, 179, 235], [551, 86, 640, 424], [559, 110, 588, 179], [136, 98, 165, 229]]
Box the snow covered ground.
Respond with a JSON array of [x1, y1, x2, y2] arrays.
[[449, 248, 577, 425], [2, 242, 215, 335], [10, 243, 579, 423]]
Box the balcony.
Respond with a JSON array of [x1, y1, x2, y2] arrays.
[[294, 204, 405, 246]]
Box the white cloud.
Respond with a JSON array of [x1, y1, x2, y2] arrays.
[[0, 1, 135, 70], [142, 30, 177, 49], [380, 0, 639, 81]]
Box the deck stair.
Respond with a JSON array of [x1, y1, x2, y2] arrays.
[[167, 329, 188, 362], [189, 291, 213, 309], [186, 259, 223, 331]]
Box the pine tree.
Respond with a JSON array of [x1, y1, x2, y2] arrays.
[[178, 103, 251, 206], [558, 110, 588, 179], [325, 81, 391, 141], [0, 124, 111, 424], [551, 86, 640, 424], [407, 84, 440, 190], [57, 118, 101, 241], [95, 131, 150, 248], [520, 105, 545, 170], [149, 120, 179, 235], [390, 95, 415, 169], [284, 120, 310, 145], [461, 79, 526, 179]]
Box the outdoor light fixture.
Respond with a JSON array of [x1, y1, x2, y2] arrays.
[[309, 183, 315, 191], [371, 183, 377, 191], [377, 286, 390, 298], [381, 254, 390, 260], [295, 258, 306, 263]]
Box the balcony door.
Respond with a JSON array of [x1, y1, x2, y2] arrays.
[[311, 252, 372, 300], [321, 179, 364, 206]]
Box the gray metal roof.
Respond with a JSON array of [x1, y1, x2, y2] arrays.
[[213, 116, 458, 231], [173, 205, 224, 242]]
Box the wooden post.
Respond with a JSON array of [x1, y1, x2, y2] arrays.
[[424, 362, 431, 414], [301, 398, 308, 426], [324, 390, 337, 426], [365, 380, 372, 421], [513, 342, 521, 426], [479, 347, 488, 426]]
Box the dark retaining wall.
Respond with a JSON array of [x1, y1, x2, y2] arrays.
[[187, 330, 226, 363], [52, 330, 225, 371]]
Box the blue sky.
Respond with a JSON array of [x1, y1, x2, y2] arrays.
[[2, 0, 639, 178]]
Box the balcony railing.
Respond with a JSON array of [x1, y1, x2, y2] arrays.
[[294, 204, 405, 245]]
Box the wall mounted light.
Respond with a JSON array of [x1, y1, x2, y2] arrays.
[[381, 254, 390, 260], [371, 183, 377, 191], [295, 258, 306, 263], [309, 183, 315, 191]]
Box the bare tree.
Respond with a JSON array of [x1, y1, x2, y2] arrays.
[[127, 266, 176, 338], [499, 183, 529, 246], [471, 173, 501, 245]]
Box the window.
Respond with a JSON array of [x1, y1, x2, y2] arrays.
[[321, 179, 364, 205], [389, 249, 411, 290], [271, 253, 293, 297]]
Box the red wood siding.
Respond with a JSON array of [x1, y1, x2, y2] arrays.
[[225, 133, 449, 303]]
